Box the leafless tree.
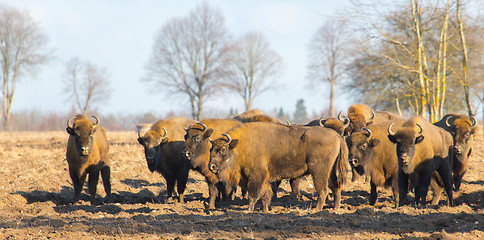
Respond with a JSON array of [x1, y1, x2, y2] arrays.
[[306, 18, 353, 117], [0, 4, 50, 130], [142, 2, 230, 120], [223, 32, 283, 111], [62, 57, 111, 116]]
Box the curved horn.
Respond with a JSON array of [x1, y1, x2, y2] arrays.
[[319, 116, 326, 127], [138, 128, 145, 139], [387, 122, 396, 136], [445, 115, 453, 127], [161, 127, 167, 138], [362, 127, 372, 139], [286, 120, 291, 126], [92, 116, 100, 127], [67, 117, 75, 129], [341, 115, 350, 128], [416, 124, 423, 135], [470, 116, 476, 127], [337, 112, 344, 121], [368, 110, 375, 124], [222, 133, 232, 143], [197, 122, 207, 131]]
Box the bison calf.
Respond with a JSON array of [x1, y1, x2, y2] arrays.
[[66, 115, 111, 205]]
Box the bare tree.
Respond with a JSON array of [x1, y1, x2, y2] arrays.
[[62, 57, 111, 116], [143, 2, 230, 120], [0, 5, 50, 130], [223, 32, 283, 111], [306, 18, 353, 117]]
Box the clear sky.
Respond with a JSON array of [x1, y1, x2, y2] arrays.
[[4, 0, 352, 118]]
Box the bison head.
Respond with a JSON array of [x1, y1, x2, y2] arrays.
[[346, 128, 380, 175], [319, 112, 351, 137], [388, 123, 424, 173], [137, 127, 168, 172], [446, 116, 476, 157], [348, 110, 375, 134], [66, 115, 99, 159], [183, 123, 214, 168], [209, 134, 238, 174]]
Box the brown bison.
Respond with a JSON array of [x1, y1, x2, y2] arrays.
[[137, 117, 196, 203], [347, 121, 404, 207], [347, 103, 403, 134], [388, 116, 454, 206], [306, 112, 351, 137], [183, 119, 243, 209], [209, 122, 348, 212], [66, 115, 111, 205], [433, 113, 477, 191], [233, 109, 283, 123]]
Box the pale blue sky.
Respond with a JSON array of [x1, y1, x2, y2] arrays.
[[4, 0, 351, 117]]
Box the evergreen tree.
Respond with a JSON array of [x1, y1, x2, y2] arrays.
[[293, 99, 308, 124]]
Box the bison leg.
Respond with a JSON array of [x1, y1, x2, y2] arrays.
[[247, 178, 264, 212], [453, 173, 464, 191], [330, 186, 342, 209], [88, 169, 100, 205], [101, 165, 112, 203], [271, 181, 281, 199], [69, 169, 86, 204], [311, 173, 329, 211], [391, 176, 399, 208], [175, 170, 188, 204], [261, 182, 273, 213], [369, 182, 378, 206], [206, 180, 219, 209], [165, 176, 176, 203], [416, 172, 432, 207], [397, 170, 409, 207], [290, 178, 302, 200], [437, 164, 454, 207]]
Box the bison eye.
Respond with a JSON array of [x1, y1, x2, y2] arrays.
[[360, 144, 367, 151]]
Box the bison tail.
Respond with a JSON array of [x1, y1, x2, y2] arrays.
[[334, 138, 349, 187]]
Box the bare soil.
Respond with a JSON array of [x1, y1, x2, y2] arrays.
[[0, 130, 483, 239]]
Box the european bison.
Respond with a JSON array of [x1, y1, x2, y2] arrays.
[[137, 117, 196, 203], [183, 119, 243, 209], [347, 103, 403, 134], [388, 116, 454, 206], [347, 121, 404, 207], [232, 109, 283, 123], [66, 115, 111, 205], [305, 112, 350, 137], [209, 122, 348, 212], [433, 113, 477, 191]]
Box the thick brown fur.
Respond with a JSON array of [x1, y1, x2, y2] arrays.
[[433, 113, 477, 191], [347, 103, 403, 133], [233, 109, 282, 124], [66, 114, 111, 205], [388, 116, 454, 206], [183, 118, 243, 209], [137, 117, 196, 203], [209, 122, 347, 212]]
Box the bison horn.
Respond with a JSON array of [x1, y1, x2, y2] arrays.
[[470, 116, 476, 127], [387, 122, 396, 136], [161, 127, 167, 138], [362, 127, 372, 139], [445, 115, 454, 127], [67, 117, 75, 129], [416, 124, 423, 135], [339, 112, 350, 128], [92, 116, 100, 126], [222, 133, 232, 143], [286, 120, 291, 126], [319, 116, 326, 127], [368, 110, 375, 124], [197, 122, 207, 131]]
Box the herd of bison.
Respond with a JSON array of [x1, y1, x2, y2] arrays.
[[0, 103, 483, 239]]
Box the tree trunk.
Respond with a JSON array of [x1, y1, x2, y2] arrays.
[[456, 0, 474, 118]]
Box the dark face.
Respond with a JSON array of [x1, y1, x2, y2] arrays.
[[451, 120, 475, 160], [209, 138, 238, 174], [66, 121, 97, 159], [184, 128, 214, 167], [388, 128, 424, 173], [138, 133, 168, 172], [347, 132, 380, 175]]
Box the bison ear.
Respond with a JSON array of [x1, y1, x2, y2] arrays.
[[161, 137, 169, 145], [415, 135, 425, 144], [137, 137, 145, 146], [470, 127, 477, 135], [388, 135, 397, 144], [229, 139, 238, 149], [368, 139, 380, 147], [203, 129, 214, 139], [66, 127, 75, 135]]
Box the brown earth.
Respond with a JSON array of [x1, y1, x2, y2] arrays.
[[0, 129, 483, 239]]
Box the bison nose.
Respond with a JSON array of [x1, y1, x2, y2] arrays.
[[454, 146, 462, 155], [209, 163, 218, 173], [401, 154, 410, 165], [81, 146, 89, 156]]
